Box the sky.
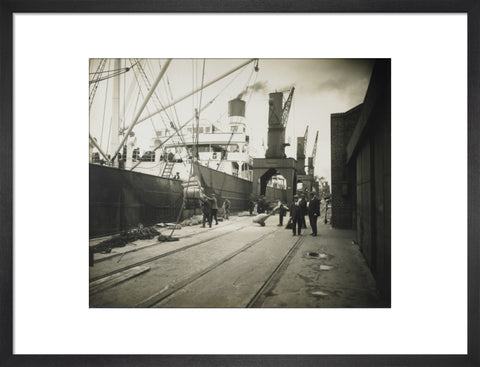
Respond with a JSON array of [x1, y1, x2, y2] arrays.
[[89, 58, 374, 183]]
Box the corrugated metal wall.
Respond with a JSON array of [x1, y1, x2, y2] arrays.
[[356, 141, 375, 271]]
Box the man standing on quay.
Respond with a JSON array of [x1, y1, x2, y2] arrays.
[[308, 194, 320, 236], [278, 200, 288, 226], [211, 193, 219, 225], [201, 194, 212, 228], [289, 194, 302, 236], [299, 195, 307, 229], [222, 198, 231, 220]]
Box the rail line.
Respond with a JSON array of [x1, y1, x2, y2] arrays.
[[138, 226, 307, 308], [136, 226, 281, 307], [91, 206, 326, 303], [89, 222, 253, 283], [93, 217, 251, 264], [246, 233, 305, 308], [141, 228, 305, 308]]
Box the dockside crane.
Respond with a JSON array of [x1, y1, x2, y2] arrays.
[[309, 130, 319, 175], [281, 87, 295, 129], [303, 125, 309, 157], [265, 86, 295, 159]]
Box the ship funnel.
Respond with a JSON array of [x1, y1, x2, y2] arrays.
[[228, 98, 246, 118]]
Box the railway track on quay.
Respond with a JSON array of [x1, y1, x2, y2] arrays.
[[89, 221, 253, 284], [89, 215, 311, 308]]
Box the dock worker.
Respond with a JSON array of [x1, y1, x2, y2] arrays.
[[249, 199, 255, 216], [308, 194, 320, 236], [289, 194, 303, 236], [299, 195, 307, 229], [211, 193, 219, 225], [257, 195, 267, 214], [201, 194, 213, 228], [222, 198, 231, 220], [277, 200, 288, 226]]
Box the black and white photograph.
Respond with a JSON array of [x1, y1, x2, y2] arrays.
[[89, 58, 391, 308], [5, 6, 475, 364]]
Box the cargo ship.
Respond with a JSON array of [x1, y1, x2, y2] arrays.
[[89, 59, 289, 237]]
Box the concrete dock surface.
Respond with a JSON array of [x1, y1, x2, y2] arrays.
[[89, 211, 383, 308]]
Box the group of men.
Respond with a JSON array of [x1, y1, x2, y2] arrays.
[[200, 193, 231, 228], [279, 194, 321, 236], [199, 191, 322, 235]]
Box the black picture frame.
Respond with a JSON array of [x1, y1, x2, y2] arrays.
[[1, 1, 478, 366]]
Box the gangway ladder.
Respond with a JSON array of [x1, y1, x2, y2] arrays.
[[161, 161, 175, 178]]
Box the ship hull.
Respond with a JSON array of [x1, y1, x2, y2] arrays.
[[193, 163, 287, 211], [90, 163, 288, 237], [89, 164, 183, 237]]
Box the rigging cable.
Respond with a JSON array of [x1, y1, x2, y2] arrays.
[[140, 59, 184, 150], [131, 61, 253, 171], [99, 64, 110, 149], [147, 59, 187, 152], [195, 59, 206, 161], [89, 58, 107, 108], [131, 62, 162, 137]]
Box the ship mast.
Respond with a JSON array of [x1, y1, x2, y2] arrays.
[[110, 58, 121, 163]]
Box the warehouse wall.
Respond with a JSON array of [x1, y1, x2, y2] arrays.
[[330, 60, 391, 304]]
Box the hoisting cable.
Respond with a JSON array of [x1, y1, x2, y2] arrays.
[[168, 59, 206, 240]]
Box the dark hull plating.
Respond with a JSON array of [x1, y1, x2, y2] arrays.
[[90, 163, 287, 237], [89, 164, 183, 237], [193, 163, 287, 210]]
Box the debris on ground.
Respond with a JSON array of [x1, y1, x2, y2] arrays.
[[237, 211, 251, 217], [157, 234, 180, 242], [180, 215, 203, 226], [166, 223, 182, 229], [91, 224, 160, 254]]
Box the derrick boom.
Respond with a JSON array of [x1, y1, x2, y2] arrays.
[[281, 87, 295, 128]]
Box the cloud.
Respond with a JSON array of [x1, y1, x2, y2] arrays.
[[236, 80, 268, 99], [309, 59, 375, 103]]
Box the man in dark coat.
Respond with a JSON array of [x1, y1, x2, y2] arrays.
[[308, 194, 320, 236], [278, 201, 288, 226], [289, 194, 303, 236], [299, 195, 307, 229], [201, 195, 212, 228]]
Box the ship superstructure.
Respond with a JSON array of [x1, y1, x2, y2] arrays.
[[136, 97, 253, 181]]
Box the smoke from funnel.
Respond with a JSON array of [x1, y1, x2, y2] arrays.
[[236, 80, 268, 99]]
